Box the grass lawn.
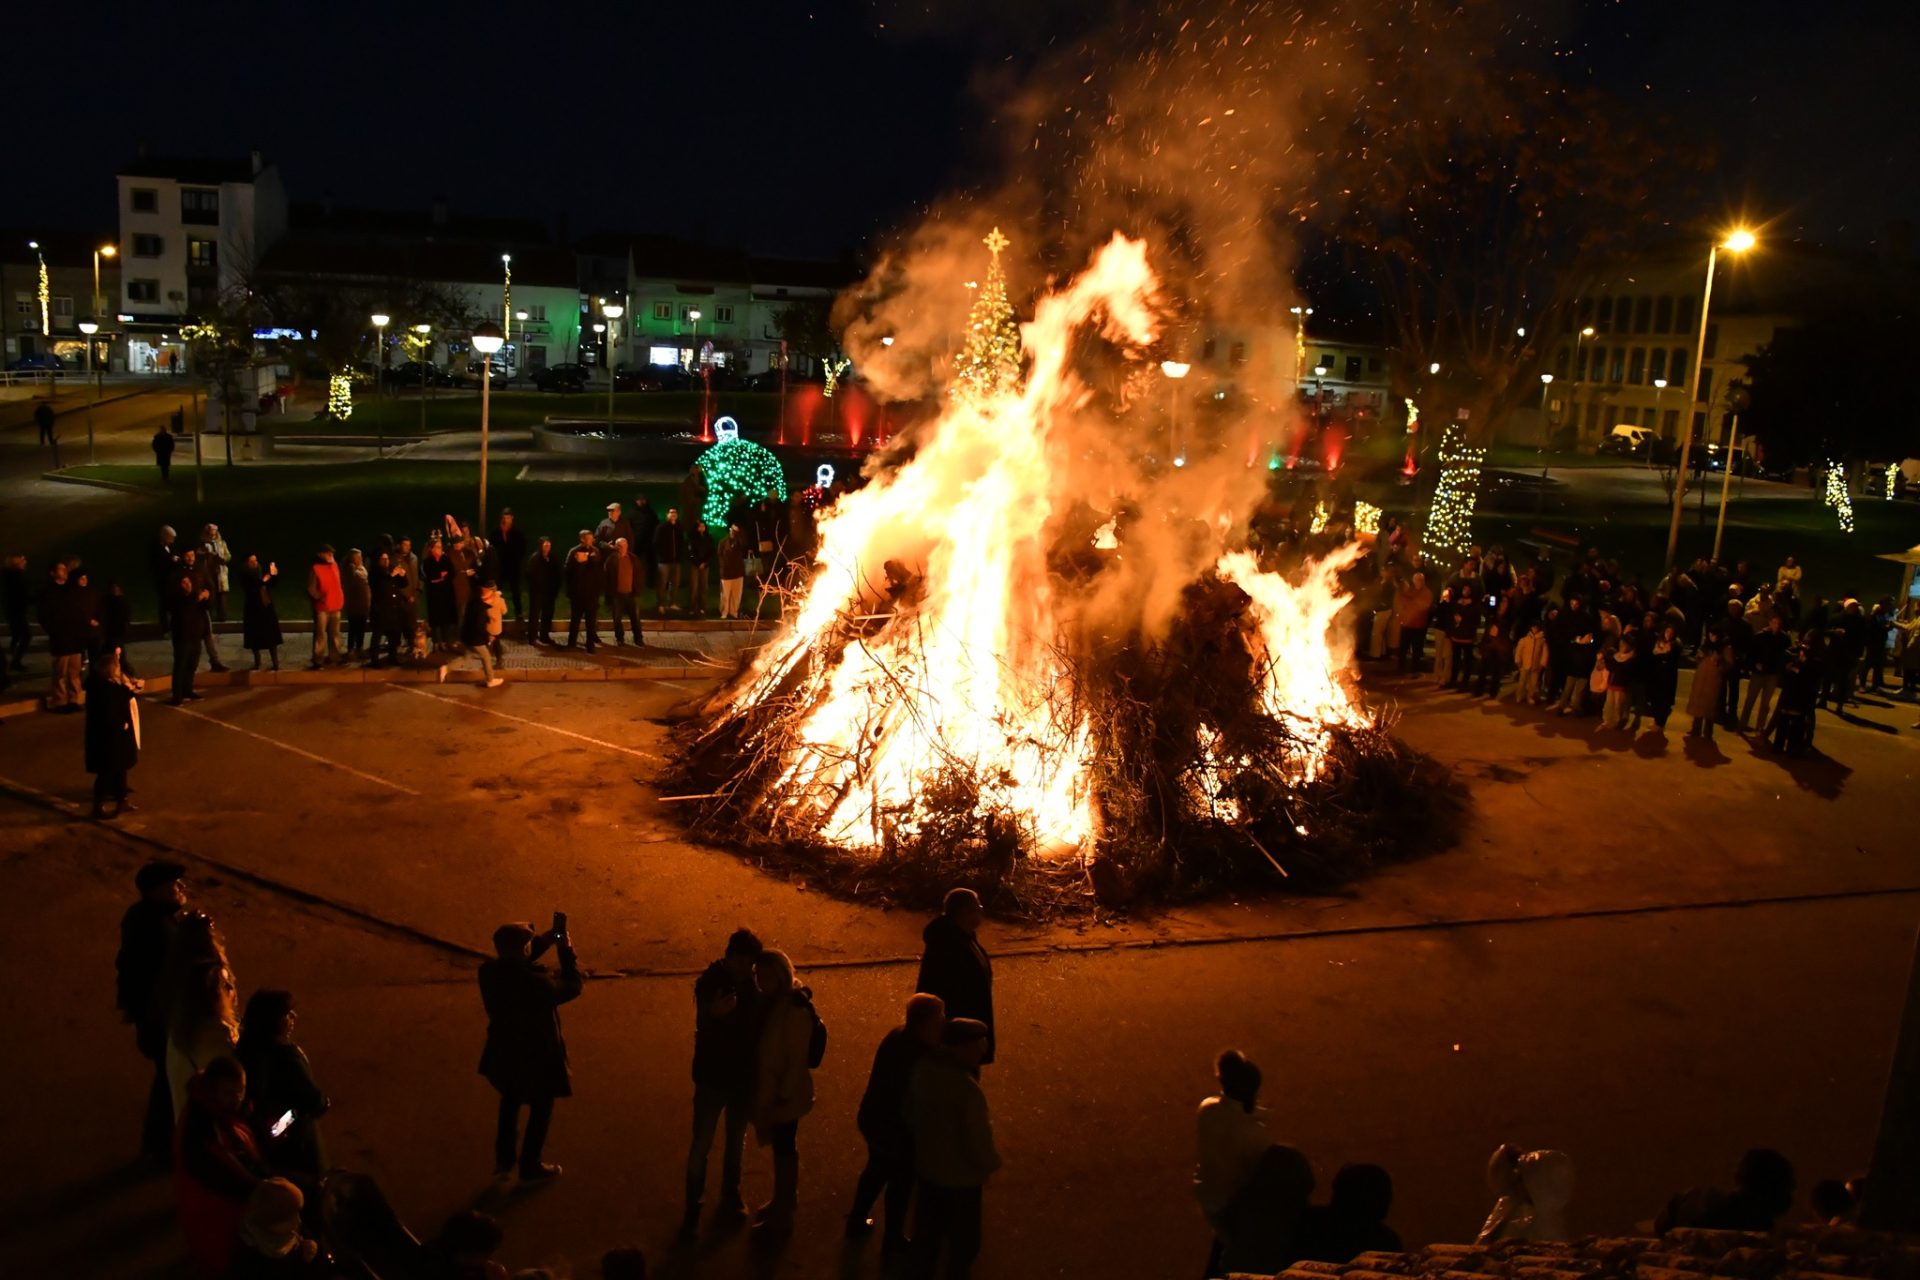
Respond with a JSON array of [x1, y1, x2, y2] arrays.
[[44, 461, 795, 622], [277, 390, 783, 437]]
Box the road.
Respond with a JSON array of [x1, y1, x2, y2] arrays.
[[0, 669, 1915, 1277]]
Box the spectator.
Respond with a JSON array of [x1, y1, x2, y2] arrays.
[[1775, 554, 1803, 596], [1863, 598, 1894, 692], [1553, 601, 1598, 716], [225, 1178, 324, 1279], [236, 989, 330, 1178], [689, 519, 716, 617], [150, 524, 179, 631], [394, 535, 422, 625], [85, 647, 143, 818], [525, 536, 560, 645], [152, 424, 176, 481], [564, 533, 602, 652], [1196, 1049, 1269, 1275], [38, 560, 88, 711], [905, 1017, 1001, 1280], [174, 1058, 266, 1280], [718, 525, 748, 620], [4, 551, 28, 671], [1217, 1144, 1316, 1277], [1429, 588, 1457, 686], [167, 960, 240, 1119], [493, 509, 527, 620], [847, 992, 946, 1252], [632, 496, 660, 595], [1643, 624, 1681, 732], [596, 502, 634, 555], [200, 524, 232, 622], [1510, 620, 1549, 705], [655, 508, 687, 614], [478, 921, 580, 1183], [1599, 636, 1636, 731], [605, 538, 643, 645], [453, 580, 507, 687], [342, 548, 372, 661], [1477, 1145, 1574, 1243], [1302, 1164, 1402, 1263], [1394, 572, 1433, 674], [915, 888, 995, 1063], [118, 860, 187, 1164], [1741, 614, 1789, 732], [750, 948, 820, 1230], [306, 546, 345, 670], [684, 928, 764, 1234], [1655, 1147, 1796, 1233], [423, 539, 456, 649], [168, 567, 211, 706], [35, 399, 59, 465], [446, 517, 478, 623], [1688, 642, 1731, 740], [368, 552, 406, 668], [1474, 620, 1511, 699], [185, 548, 229, 672]]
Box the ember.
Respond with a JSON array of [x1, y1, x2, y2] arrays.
[[673, 232, 1451, 912]]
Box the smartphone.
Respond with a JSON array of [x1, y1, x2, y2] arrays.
[[552, 911, 568, 939], [270, 1109, 296, 1138]]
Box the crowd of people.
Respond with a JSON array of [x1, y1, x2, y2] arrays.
[[1359, 539, 1920, 748]]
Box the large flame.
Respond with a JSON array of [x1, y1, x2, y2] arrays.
[[722, 234, 1370, 860]]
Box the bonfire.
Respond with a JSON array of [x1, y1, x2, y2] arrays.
[[672, 232, 1450, 913]]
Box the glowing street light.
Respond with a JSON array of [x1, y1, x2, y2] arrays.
[[513, 309, 528, 384], [1161, 360, 1191, 464], [93, 243, 116, 323], [1428, 362, 1441, 376], [880, 335, 895, 347], [77, 319, 101, 463], [1665, 226, 1757, 568], [413, 323, 432, 436], [600, 302, 624, 432], [471, 320, 504, 529]]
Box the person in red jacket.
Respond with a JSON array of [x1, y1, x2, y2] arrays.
[[305, 546, 345, 670]]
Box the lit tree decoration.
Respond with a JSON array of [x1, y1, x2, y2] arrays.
[[1824, 460, 1855, 533], [327, 373, 353, 420], [35, 244, 50, 338], [950, 225, 1022, 404], [822, 357, 850, 398], [1353, 500, 1382, 536], [1422, 422, 1484, 563], [695, 416, 787, 527], [1887, 465, 1899, 501]]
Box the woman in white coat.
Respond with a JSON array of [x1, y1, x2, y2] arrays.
[[751, 949, 818, 1229]]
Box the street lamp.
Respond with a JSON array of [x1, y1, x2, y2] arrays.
[[1664, 226, 1757, 568], [600, 302, 624, 432], [688, 307, 702, 371], [1160, 360, 1190, 464], [1428, 362, 1441, 376], [513, 310, 528, 383], [93, 244, 116, 337], [1651, 376, 1668, 447], [413, 323, 432, 436], [500, 254, 512, 343], [471, 321, 504, 531], [77, 319, 100, 463]]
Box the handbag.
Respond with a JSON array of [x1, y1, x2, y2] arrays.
[[1588, 663, 1610, 695]]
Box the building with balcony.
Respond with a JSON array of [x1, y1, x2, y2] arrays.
[[115, 152, 287, 325]]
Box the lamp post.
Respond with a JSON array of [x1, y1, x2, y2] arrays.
[[471, 321, 504, 532], [1664, 227, 1756, 569], [602, 301, 624, 427], [1160, 360, 1190, 465], [413, 323, 431, 437], [513, 310, 528, 385], [370, 313, 390, 457], [1650, 377, 1668, 466], [77, 319, 100, 464], [93, 244, 116, 358]]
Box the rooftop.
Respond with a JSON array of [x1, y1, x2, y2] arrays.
[[118, 154, 266, 184]]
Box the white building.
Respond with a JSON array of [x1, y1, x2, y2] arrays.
[[115, 152, 286, 320]]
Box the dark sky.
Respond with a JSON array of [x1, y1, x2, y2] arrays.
[[9, 0, 1913, 257]]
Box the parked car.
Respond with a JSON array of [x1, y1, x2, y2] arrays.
[[6, 353, 66, 376], [614, 364, 689, 391], [1693, 441, 1756, 476], [1480, 468, 1569, 511], [386, 360, 455, 388], [533, 363, 591, 392], [449, 361, 512, 389], [1598, 424, 1656, 458]]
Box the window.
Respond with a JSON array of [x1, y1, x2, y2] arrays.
[[1669, 348, 1688, 388], [715, 306, 734, 324], [1649, 348, 1667, 382], [13, 293, 31, 317], [128, 279, 160, 303], [1628, 347, 1645, 384], [1610, 347, 1626, 382], [1675, 295, 1697, 333], [648, 344, 680, 365], [1654, 296, 1673, 333], [130, 188, 158, 213], [133, 233, 164, 258], [187, 238, 216, 269], [1663, 408, 1679, 437], [680, 304, 699, 322], [53, 296, 73, 320], [1703, 323, 1719, 359], [1576, 297, 1594, 328], [653, 302, 672, 321], [188, 281, 218, 308], [1345, 355, 1362, 382], [1595, 296, 1612, 334], [180, 188, 219, 225], [526, 304, 546, 322], [1698, 367, 1714, 407], [1633, 297, 1652, 334]]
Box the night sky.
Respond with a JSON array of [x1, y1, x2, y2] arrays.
[[9, 0, 1913, 257]]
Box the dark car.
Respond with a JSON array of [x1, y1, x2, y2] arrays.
[[620, 364, 692, 391], [6, 353, 66, 376], [449, 361, 512, 389], [386, 360, 455, 388], [533, 363, 591, 393], [1479, 468, 1569, 511]]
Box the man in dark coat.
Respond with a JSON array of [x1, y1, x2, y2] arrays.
[[118, 859, 186, 1163], [149, 525, 178, 631], [563, 533, 602, 651], [632, 495, 661, 593], [37, 560, 89, 711], [35, 400, 59, 466], [847, 992, 945, 1251], [168, 568, 211, 705], [524, 536, 559, 645], [915, 888, 995, 1063], [86, 648, 141, 816], [683, 928, 763, 1233], [478, 921, 581, 1182], [493, 509, 527, 619], [151, 425, 175, 481], [654, 508, 687, 613]]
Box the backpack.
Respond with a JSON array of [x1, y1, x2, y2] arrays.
[[802, 993, 828, 1069]]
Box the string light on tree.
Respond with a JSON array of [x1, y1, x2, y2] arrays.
[[30, 241, 50, 338], [1824, 460, 1855, 533], [1422, 423, 1485, 561], [951, 225, 1023, 404], [327, 373, 353, 420], [822, 357, 851, 398], [1353, 500, 1382, 536], [694, 416, 788, 528]]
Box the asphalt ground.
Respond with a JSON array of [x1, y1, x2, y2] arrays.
[[0, 670, 1916, 1277]]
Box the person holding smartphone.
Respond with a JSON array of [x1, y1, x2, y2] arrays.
[[478, 916, 581, 1183], [236, 989, 331, 1178]]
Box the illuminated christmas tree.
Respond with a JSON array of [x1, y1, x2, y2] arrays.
[[1421, 423, 1484, 564], [950, 226, 1022, 404]]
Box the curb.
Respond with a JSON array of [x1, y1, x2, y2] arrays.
[[41, 470, 150, 494]]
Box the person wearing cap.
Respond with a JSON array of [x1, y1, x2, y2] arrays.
[[596, 502, 634, 558], [847, 992, 945, 1252], [477, 920, 582, 1183], [564, 531, 603, 652], [905, 1016, 1001, 1278], [118, 859, 187, 1163], [915, 888, 996, 1064]]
